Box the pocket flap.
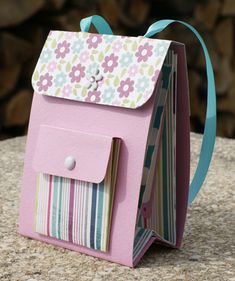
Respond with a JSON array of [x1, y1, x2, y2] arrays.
[[33, 125, 114, 183]]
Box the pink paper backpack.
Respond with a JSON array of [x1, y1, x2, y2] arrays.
[[19, 15, 216, 267]]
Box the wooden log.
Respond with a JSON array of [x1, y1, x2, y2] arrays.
[[0, 0, 45, 28], [217, 113, 235, 138], [44, 0, 66, 10], [197, 47, 220, 73], [0, 33, 32, 67], [196, 33, 220, 72], [152, 0, 196, 16], [194, 0, 221, 30], [118, 0, 149, 27], [17, 26, 45, 87], [222, 0, 235, 16], [188, 70, 206, 125], [217, 71, 235, 114], [40, 9, 87, 31], [215, 57, 232, 95], [0, 66, 21, 99], [100, 0, 119, 28], [69, 0, 97, 8], [4, 89, 32, 127], [214, 19, 233, 58]]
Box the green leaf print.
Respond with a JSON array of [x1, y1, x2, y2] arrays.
[[72, 55, 78, 63], [123, 44, 128, 51], [98, 52, 104, 62], [81, 88, 87, 97], [148, 65, 154, 76], [55, 88, 60, 97], [114, 76, 119, 87], [105, 45, 111, 53], [33, 71, 39, 81], [132, 41, 138, 52], [130, 101, 136, 108], [51, 39, 57, 49], [137, 94, 142, 103], [40, 64, 46, 72], [66, 62, 71, 72]]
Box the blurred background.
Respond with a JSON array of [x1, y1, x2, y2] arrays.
[[0, 0, 234, 140]]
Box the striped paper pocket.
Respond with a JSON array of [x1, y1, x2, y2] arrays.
[[33, 126, 121, 252]]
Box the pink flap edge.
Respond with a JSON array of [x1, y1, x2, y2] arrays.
[[33, 125, 116, 184]]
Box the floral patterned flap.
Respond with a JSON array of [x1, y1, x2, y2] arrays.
[[32, 31, 171, 109]]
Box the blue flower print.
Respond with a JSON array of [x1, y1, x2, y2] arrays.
[[86, 62, 99, 76], [103, 35, 116, 43], [136, 77, 150, 93], [154, 41, 169, 57], [40, 49, 52, 63], [119, 52, 133, 67], [72, 39, 84, 53], [54, 73, 67, 87], [103, 86, 115, 103]]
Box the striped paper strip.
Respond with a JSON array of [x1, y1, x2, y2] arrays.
[[133, 227, 153, 263]]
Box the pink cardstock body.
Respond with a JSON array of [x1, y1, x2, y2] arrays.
[[19, 43, 190, 267]]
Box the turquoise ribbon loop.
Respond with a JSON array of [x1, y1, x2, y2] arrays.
[[80, 15, 113, 35], [79, 16, 217, 205], [144, 20, 217, 205]]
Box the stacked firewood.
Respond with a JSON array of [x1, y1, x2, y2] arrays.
[[0, 0, 234, 139]]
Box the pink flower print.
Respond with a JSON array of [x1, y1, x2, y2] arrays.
[[152, 69, 160, 82], [65, 32, 74, 40], [62, 84, 72, 97], [79, 51, 89, 63], [85, 90, 101, 103], [48, 31, 53, 38], [128, 64, 139, 77], [117, 78, 134, 98], [111, 99, 122, 107], [69, 64, 85, 83], [102, 54, 118, 73], [135, 43, 153, 62], [47, 61, 57, 72], [112, 40, 122, 52], [87, 34, 102, 49], [55, 40, 70, 59], [36, 73, 53, 92]]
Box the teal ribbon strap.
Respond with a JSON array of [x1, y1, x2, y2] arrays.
[[144, 20, 217, 205], [80, 15, 113, 35], [80, 16, 217, 205]]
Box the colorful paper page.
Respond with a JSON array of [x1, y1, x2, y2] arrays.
[[134, 50, 177, 262], [150, 50, 177, 244]]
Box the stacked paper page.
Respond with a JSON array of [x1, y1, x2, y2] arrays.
[[134, 50, 177, 262]]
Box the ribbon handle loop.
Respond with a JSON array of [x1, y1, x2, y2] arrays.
[[80, 15, 113, 35], [79, 15, 217, 205]]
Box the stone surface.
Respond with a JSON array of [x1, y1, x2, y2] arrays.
[[0, 133, 234, 280]]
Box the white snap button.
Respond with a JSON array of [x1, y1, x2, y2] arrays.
[[64, 156, 76, 170], [89, 76, 95, 83]]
